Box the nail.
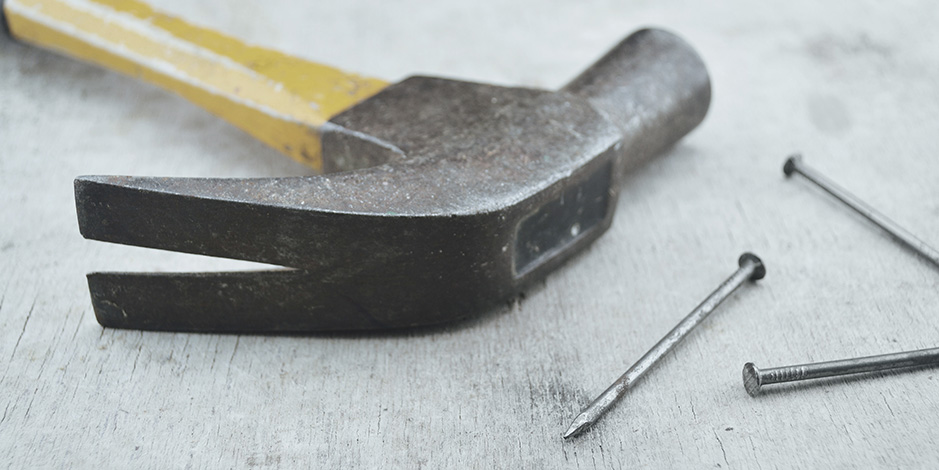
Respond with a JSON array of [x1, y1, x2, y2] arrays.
[[784, 154, 939, 269], [563, 253, 766, 439], [744, 347, 939, 396]]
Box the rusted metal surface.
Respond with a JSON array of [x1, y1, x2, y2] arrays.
[[75, 29, 711, 332]]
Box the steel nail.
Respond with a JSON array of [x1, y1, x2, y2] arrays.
[[563, 253, 766, 439], [744, 347, 939, 396], [784, 154, 939, 269]]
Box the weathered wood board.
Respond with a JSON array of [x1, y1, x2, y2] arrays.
[[2, 0, 938, 467]]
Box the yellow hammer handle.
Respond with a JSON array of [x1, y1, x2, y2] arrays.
[[3, 0, 389, 169]]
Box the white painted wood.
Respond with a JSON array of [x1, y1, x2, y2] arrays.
[[2, 0, 938, 467]]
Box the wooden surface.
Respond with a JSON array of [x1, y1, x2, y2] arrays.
[[2, 0, 939, 467]]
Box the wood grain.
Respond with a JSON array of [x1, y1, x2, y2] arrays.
[[2, 0, 938, 467]]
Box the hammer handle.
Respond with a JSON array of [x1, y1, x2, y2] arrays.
[[1, 0, 387, 170]]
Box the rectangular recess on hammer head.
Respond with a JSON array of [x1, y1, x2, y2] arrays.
[[514, 161, 612, 276]]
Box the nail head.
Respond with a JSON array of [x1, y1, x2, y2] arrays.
[[738, 252, 766, 280], [783, 154, 802, 177], [743, 362, 762, 396]]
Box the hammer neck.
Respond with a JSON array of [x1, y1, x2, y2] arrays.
[[563, 29, 711, 175]]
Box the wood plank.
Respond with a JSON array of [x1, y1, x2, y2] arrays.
[[2, 0, 938, 467]]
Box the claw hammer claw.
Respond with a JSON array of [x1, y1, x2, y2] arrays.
[[3, 0, 711, 332]]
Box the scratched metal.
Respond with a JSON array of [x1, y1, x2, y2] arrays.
[[74, 29, 711, 332]]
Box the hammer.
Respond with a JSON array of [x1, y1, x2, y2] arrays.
[[3, 0, 711, 332]]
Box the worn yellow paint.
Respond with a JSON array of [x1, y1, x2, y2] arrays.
[[4, 0, 389, 169]]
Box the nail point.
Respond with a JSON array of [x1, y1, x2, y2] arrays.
[[563, 416, 591, 439]]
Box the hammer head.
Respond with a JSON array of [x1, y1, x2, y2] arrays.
[[75, 29, 710, 332]]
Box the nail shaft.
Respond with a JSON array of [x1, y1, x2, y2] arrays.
[[563, 253, 765, 439], [743, 347, 939, 396], [784, 155, 939, 268]]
